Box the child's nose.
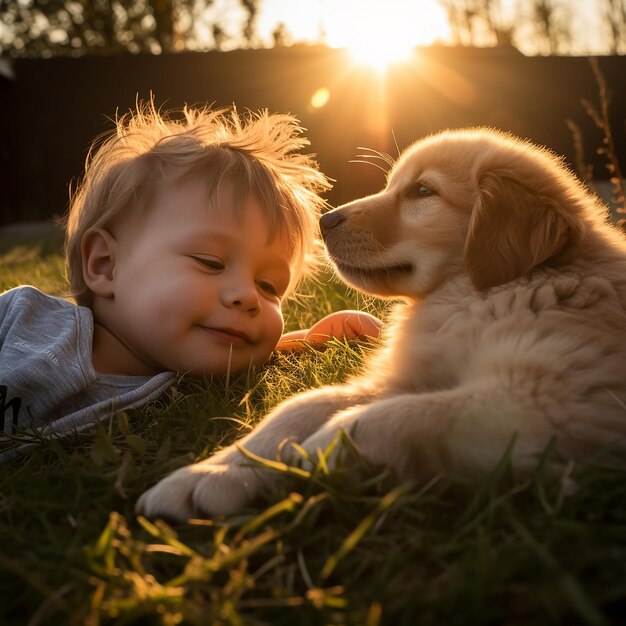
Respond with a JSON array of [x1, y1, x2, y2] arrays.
[[221, 282, 260, 314]]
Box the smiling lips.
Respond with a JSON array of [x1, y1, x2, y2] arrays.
[[201, 326, 254, 345]]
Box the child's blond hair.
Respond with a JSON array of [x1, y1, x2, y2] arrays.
[[65, 102, 331, 305]]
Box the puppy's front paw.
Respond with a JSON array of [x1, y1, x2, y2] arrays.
[[136, 461, 261, 522], [299, 407, 364, 470]]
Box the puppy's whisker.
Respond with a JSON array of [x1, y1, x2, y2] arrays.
[[366, 240, 388, 265], [372, 241, 389, 265], [357, 146, 396, 167], [391, 129, 401, 159], [349, 158, 389, 175]]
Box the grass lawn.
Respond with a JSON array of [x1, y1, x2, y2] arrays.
[[1, 223, 626, 626]]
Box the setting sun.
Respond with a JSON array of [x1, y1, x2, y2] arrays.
[[345, 39, 416, 73], [323, 1, 447, 71], [257, 0, 450, 72]]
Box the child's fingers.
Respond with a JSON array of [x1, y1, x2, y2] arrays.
[[306, 311, 383, 343], [275, 311, 384, 351], [275, 329, 308, 351], [344, 312, 383, 339]]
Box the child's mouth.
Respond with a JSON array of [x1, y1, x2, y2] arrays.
[[200, 326, 253, 346]]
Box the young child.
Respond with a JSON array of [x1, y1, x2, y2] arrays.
[[0, 104, 381, 449]]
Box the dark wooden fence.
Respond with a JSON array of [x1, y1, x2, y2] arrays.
[[1, 45, 625, 224]]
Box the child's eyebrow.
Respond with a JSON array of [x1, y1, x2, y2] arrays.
[[182, 231, 250, 252], [184, 230, 236, 244]]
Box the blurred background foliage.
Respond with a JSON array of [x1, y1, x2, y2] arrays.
[[1, 0, 625, 58]]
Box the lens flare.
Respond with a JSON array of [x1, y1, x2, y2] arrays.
[[310, 87, 331, 108]]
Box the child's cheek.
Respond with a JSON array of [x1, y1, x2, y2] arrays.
[[147, 286, 190, 331], [268, 306, 285, 349]]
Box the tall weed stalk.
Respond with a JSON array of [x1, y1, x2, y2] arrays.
[[566, 57, 625, 219]]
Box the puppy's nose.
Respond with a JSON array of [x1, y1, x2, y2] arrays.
[[319, 210, 345, 235]]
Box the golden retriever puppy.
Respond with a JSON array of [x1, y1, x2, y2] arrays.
[[137, 128, 626, 522]]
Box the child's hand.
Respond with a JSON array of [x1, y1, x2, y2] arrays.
[[276, 310, 383, 352]]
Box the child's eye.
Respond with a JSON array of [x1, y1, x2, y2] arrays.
[[257, 281, 279, 297], [191, 256, 224, 271]]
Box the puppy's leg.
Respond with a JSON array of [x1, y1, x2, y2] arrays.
[[299, 386, 558, 482], [137, 384, 372, 521]]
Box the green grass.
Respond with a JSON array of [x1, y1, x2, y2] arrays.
[[0, 223, 67, 296], [1, 226, 626, 626]]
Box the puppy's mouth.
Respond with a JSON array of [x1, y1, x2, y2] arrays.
[[332, 259, 414, 280]]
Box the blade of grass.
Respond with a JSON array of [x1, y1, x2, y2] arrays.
[[320, 483, 408, 580]]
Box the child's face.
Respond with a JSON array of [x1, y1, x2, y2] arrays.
[[101, 177, 294, 377]]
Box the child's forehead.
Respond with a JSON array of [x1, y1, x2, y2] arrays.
[[192, 176, 290, 236], [166, 175, 293, 247]]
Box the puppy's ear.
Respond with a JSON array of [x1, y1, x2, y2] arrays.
[[81, 228, 117, 298], [464, 171, 572, 291]]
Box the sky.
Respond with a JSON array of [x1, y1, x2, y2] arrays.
[[255, 0, 450, 46], [204, 0, 609, 57]]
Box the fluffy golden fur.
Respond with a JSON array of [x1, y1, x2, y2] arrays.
[[138, 128, 626, 521]]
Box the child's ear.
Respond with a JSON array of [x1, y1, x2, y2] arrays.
[[81, 228, 117, 298]]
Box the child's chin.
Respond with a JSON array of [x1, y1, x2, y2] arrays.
[[184, 355, 271, 379]]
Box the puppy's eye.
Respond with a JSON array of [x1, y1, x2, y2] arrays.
[[405, 182, 435, 199]]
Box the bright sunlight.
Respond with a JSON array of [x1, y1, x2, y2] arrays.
[[324, 1, 446, 71], [258, 0, 450, 72]]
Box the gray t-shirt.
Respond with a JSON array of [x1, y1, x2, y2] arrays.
[[0, 286, 176, 458]]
